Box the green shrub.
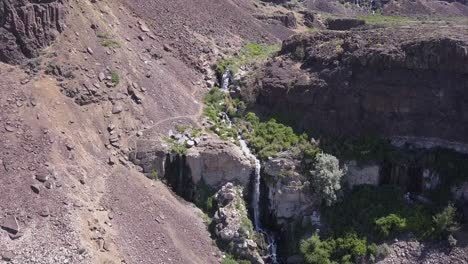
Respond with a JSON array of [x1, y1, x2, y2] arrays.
[[221, 256, 239, 264], [309, 153, 345, 206], [111, 71, 120, 85], [164, 137, 188, 155], [300, 234, 333, 264], [300, 233, 368, 264], [244, 114, 319, 160], [375, 214, 407, 238], [293, 46, 306, 61], [149, 169, 159, 180], [375, 243, 392, 260], [432, 204, 460, 239]]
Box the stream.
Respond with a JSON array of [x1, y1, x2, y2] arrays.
[[239, 139, 278, 264], [221, 69, 279, 263]]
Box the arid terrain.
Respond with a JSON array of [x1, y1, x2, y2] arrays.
[[1, 0, 468, 264]]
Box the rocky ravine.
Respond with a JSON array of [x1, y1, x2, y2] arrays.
[[250, 26, 468, 147]]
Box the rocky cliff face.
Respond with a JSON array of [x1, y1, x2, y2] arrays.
[[0, 0, 66, 64], [130, 137, 254, 190], [250, 27, 468, 145], [263, 155, 315, 226]]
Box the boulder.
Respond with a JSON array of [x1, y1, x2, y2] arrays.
[[213, 184, 265, 264], [264, 154, 316, 225], [1, 216, 19, 234]]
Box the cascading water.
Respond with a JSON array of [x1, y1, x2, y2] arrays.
[[221, 69, 231, 91], [239, 139, 278, 264]]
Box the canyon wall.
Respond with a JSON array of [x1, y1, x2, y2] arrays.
[[251, 27, 468, 145], [0, 0, 66, 64]]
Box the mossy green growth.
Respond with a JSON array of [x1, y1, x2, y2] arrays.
[[216, 42, 280, 75]]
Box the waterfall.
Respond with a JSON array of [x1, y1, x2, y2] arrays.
[[239, 139, 278, 264], [221, 70, 230, 91]]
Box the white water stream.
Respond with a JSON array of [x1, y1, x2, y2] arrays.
[[239, 139, 278, 264], [220, 71, 278, 263], [221, 70, 231, 91]]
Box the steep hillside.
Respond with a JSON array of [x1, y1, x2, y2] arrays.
[[0, 0, 295, 263]]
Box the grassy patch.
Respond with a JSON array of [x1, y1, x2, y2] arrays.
[[357, 14, 417, 26], [216, 42, 280, 75], [97, 32, 121, 48], [110, 71, 120, 85]]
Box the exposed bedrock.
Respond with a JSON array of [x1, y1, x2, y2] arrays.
[[249, 28, 468, 145], [263, 155, 315, 226], [0, 0, 66, 64], [130, 137, 254, 192]]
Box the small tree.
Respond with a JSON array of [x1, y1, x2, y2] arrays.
[[432, 204, 460, 239], [310, 153, 345, 206]]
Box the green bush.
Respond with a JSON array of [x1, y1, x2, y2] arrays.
[[111, 71, 120, 85], [309, 153, 345, 206], [300, 233, 368, 264], [375, 243, 392, 260], [164, 137, 188, 155], [375, 214, 407, 238], [149, 169, 159, 180], [300, 234, 333, 264], [432, 204, 460, 239], [221, 256, 238, 264], [244, 114, 320, 160]]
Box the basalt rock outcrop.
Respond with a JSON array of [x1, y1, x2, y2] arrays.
[[130, 137, 254, 190], [263, 154, 315, 226], [0, 0, 66, 64], [250, 27, 468, 145], [213, 183, 264, 264]]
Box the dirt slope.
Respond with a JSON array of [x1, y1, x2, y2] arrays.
[[0, 0, 295, 263]]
